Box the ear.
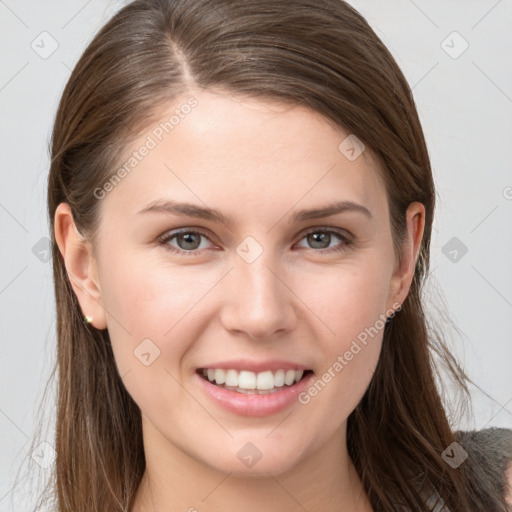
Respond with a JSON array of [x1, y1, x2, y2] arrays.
[[54, 202, 107, 330], [386, 201, 425, 311]]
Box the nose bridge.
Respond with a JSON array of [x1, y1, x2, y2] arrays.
[[240, 256, 280, 306], [221, 239, 296, 339]]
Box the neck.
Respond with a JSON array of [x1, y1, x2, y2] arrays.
[[132, 420, 372, 512]]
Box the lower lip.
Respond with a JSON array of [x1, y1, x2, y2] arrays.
[[195, 371, 314, 417]]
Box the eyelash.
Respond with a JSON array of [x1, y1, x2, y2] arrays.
[[157, 227, 353, 257]]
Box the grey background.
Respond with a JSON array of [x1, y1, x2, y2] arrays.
[[1, 0, 511, 510]]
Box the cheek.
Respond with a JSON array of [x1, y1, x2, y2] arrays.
[[298, 336, 382, 446], [97, 253, 223, 379], [98, 259, 204, 418], [99, 251, 208, 335], [298, 257, 391, 345], [293, 260, 389, 417]]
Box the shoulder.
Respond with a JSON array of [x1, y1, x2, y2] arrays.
[[454, 427, 512, 506]]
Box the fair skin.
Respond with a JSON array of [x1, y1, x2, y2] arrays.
[[54, 88, 425, 512]]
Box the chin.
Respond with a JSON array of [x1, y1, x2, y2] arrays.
[[198, 438, 307, 477]]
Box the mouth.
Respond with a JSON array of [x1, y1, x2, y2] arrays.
[[197, 368, 314, 395]]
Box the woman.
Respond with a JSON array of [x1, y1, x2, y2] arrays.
[[46, 0, 511, 510]]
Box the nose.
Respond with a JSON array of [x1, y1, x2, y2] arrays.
[[220, 254, 297, 341]]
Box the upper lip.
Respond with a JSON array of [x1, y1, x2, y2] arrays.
[[197, 359, 311, 373]]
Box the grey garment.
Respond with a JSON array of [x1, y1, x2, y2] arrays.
[[453, 427, 512, 509], [420, 428, 512, 511]]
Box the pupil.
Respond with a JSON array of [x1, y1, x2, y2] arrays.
[[308, 232, 330, 249], [179, 233, 200, 250]]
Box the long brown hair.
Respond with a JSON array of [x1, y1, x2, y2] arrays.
[[44, 0, 507, 510]]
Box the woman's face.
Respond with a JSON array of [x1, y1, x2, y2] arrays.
[[58, 88, 423, 476]]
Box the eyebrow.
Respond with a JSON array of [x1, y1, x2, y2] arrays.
[[136, 199, 373, 226]]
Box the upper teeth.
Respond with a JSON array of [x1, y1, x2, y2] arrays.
[[202, 368, 304, 390]]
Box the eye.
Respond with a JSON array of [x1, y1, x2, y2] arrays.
[[158, 229, 214, 256], [158, 227, 352, 256], [296, 228, 352, 254]]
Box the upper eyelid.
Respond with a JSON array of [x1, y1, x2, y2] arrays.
[[158, 227, 213, 243]]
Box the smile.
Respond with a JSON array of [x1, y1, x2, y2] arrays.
[[198, 368, 312, 394]]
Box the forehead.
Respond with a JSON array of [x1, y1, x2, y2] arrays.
[[99, 88, 388, 224]]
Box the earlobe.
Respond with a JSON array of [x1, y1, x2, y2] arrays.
[[54, 202, 107, 330], [387, 202, 425, 310]]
